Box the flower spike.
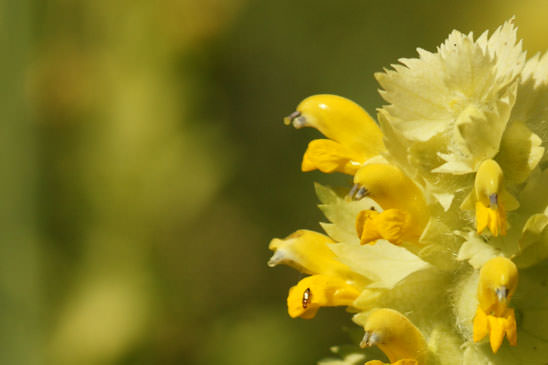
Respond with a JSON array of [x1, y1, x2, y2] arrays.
[[271, 18, 548, 365]]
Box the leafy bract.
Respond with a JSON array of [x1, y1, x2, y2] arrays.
[[456, 230, 498, 269], [377, 21, 523, 176], [512, 51, 548, 164], [328, 240, 430, 289], [496, 122, 544, 185], [514, 213, 548, 268], [317, 346, 367, 365]]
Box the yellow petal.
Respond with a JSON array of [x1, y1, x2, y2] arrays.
[[473, 307, 517, 353], [504, 308, 517, 347], [286, 275, 360, 319], [488, 315, 506, 353], [490, 203, 507, 236], [285, 94, 385, 159], [356, 209, 382, 245], [475, 200, 490, 234], [473, 307, 489, 342], [301, 139, 364, 175], [356, 209, 414, 246], [475, 200, 507, 236]]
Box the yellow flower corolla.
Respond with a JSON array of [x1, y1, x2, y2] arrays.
[[355, 209, 412, 246], [268, 229, 369, 287], [475, 201, 507, 237], [473, 307, 517, 354], [353, 164, 428, 245], [301, 139, 364, 175], [473, 257, 518, 353], [284, 94, 385, 175], [286, 274, 361, 319], [269, 230, 346, 275], [359, 308, 427, 365], [271, 19, 548, 365], [353, 164, 428, 223], [461, 159, 519, 236]]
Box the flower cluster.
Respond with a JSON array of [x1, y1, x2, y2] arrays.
[[269, 19, 548, 365]]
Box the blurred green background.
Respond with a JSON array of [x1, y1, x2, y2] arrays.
[[2, 1, 548, 364]]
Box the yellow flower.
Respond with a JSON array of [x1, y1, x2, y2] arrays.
[[352, 163, 429, 245], [284, 94, 385, 175], [269, 230, 351, 277], [473, 257, 518, 353], [357, 308, 427, 365], [270, 18, 548, 365], [460, 159, 519, 236]]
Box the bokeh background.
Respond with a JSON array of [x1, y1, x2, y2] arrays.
[[3, 1, 548, 364]]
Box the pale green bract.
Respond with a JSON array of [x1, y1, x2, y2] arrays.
[[317, 346, 367, 365], [269, 18, 548, 365]]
